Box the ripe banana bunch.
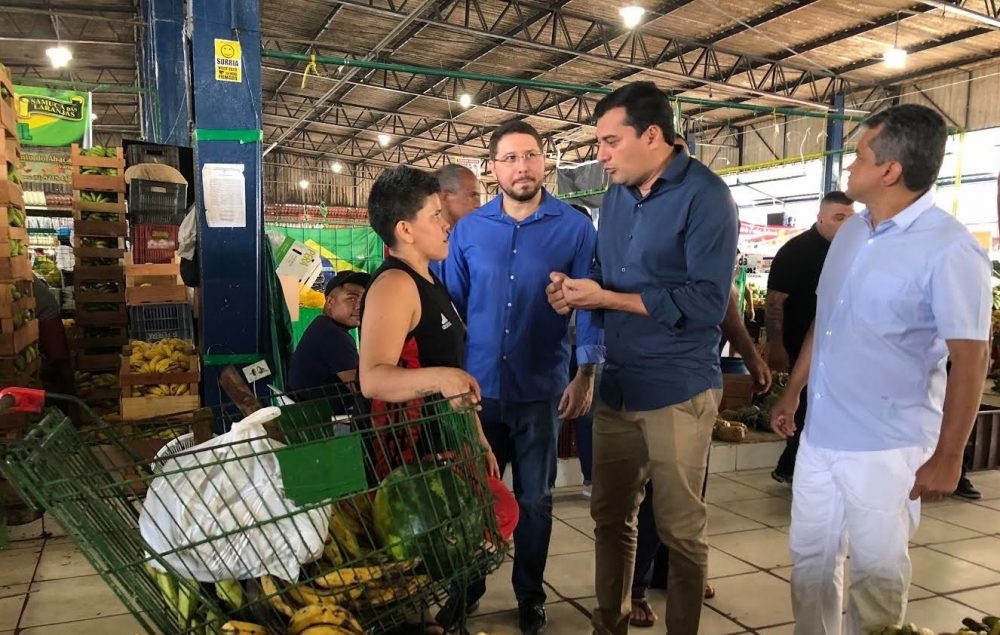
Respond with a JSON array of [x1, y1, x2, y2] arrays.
[[136, 383, 190, 397], [220, 621, 267, 634], [129, 339, 194, 374], [288, 604, 365, 635]]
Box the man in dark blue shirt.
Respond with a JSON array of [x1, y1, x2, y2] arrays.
[[286, 270, 370, 408], [547, 82, 739, 635], [444, 120, 603, 635]]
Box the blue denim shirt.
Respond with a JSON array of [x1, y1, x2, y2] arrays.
[[807, 192, 991, 451], [595, 149, 739, 411], [444, 190, 604, 402]]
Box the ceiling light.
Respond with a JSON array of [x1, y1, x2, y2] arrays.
[[378, 134, 391, 147], [298, 179, 309, 190], [459, 93, 473, 108], [45, 46, 72, 69], [619, 6, 646, 29], [883, 47, 907, 69], [331, 161, 343, 173]]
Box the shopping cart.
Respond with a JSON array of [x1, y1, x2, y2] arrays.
[[0, 385, 505, 635]]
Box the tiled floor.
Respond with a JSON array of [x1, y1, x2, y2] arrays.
[[2, 469, 999, 634]]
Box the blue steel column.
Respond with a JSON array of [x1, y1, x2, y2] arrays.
[[190, 0, 264, 407], [822, 93, 845, 193], [138, 0, 191, 146]]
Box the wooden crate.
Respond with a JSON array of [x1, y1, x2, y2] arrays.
[[0, 180, 23, 209], [0, 281, 32, 315], [75, 289, 126, 304], [0, 354, 40, 384], [0, 312, 35, 335], [73, 219, 128, 238], [72, 190, 126, 217], [0, 131, 20, 168], [0, 223, 28, 247], [69, 325, 129, 349], [70, 145, 125, 193], [0, 66, 16, 140], [73, 264, 125, 282], [124, 260, 186, 305], [720, 373, 755, 413], [73, 235, 126, 259], [75, 351, 122, 371], [120, 352, 199, 391], [75, 304, 128, 326], [122, 394, 200, 420], [0, 319, 37, 356], [0, 206, 26, 234], [0, 256, 32, 281], [969, 407, 1000, 471]]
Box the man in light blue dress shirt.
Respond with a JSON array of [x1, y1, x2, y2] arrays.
[[770, 104, 991, 634]]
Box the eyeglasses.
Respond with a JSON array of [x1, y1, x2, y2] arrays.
[[493, 151, 544, 165]]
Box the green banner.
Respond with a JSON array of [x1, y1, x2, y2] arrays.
[[15, 85, 91, 147]]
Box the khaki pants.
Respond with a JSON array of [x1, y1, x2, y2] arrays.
[[591, 389, 721, 635]]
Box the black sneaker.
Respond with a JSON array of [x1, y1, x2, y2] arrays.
[[518, 604, 547, 635], [954, 477, 982, 500], [771, 470, 793, 485]]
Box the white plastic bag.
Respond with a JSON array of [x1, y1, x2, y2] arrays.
[[139, 407, 330, 582]]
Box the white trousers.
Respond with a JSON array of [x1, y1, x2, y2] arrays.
[[789, 435, 929, 635]]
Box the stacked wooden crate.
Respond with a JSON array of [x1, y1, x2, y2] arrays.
[[123, 164, 199, 420], [70, 144, 126, 413], [0, 67, 39, 437]]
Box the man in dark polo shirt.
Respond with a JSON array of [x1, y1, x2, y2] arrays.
[[287, 270, 370, 405], [766, 191, 855, 483]]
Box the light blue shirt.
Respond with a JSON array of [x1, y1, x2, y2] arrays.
[[806, 191, 991, 452]]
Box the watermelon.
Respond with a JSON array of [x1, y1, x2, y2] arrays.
[[374, 460, 485, 580]]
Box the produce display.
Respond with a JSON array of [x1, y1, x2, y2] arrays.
[[7, 237, 25, 256], [142, 491, 440, 635], [4, 205, 24, 227], [75, 370, 118, 396], [32, 254, 61, 287], [77, 146, 120, 176], [127, 338, 196, 397], [80, 281, 121, 294], [11, 343, 39, 372], [80, 236, 119, 249]]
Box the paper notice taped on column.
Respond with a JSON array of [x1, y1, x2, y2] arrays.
[[202, 163, 246, 228]]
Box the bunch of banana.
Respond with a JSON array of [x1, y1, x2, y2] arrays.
[[288, 604, 365, 635], [80, 281, 120, 294], [11, 307, 32, 328], [7, 239, 26, 256], [136, 383, 191, 397], [5, 206, 25, 227], [357, 574, 431, 609], [220, 621, 267, 635], [80, 191, 111, 204], [93, 373, 118, 388], [12, 344, 39, 372], [7, 164, 20, 185], [129, 339, 194, 375], [142, 564, 202, 630], [75, 370, 94, 396], [8, 283, 22, 300], [81, 212, 119, 222]]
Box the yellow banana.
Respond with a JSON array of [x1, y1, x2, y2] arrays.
[[288, 604, 364, 635], [287, 582, 362, 608], [220, 620, 267, 634], [258, 575, 296, 617], [323, 535, 345, 567], [331, 503, 366, 537], [155, 358, 173, 373], [362, 574, 429, 608], [313, 566, 383, 589], [327, 513, 364, 561], [176, 384, 190, 395]]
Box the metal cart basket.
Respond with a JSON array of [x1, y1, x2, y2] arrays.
[[0, 386, 505, 635]]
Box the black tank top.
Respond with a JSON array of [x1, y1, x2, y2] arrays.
[[360, 255, 468, 477], [361, 255, 466, 371]]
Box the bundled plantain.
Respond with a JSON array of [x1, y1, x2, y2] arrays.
[[7, 238, 26, 256], [75, 371, 118, 396], [80, 236, 119, 249], [11, 343, 39, 372], [4, 206, 25, 227]]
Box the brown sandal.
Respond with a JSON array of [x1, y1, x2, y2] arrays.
[[629, 597, 657, 628]]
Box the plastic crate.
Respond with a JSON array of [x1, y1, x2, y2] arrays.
[[127, 303, 194, 342], [125, 143, 180, 170], [127, 180, 187, 225], [130, 224, 179, 264]]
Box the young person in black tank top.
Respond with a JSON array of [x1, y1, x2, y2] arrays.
[[358, 166, 499, 635]]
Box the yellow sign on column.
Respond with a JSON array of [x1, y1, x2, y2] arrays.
[[214, 39, 242, 82]]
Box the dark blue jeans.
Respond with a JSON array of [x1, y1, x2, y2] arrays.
[[479, 398, 561, 606]]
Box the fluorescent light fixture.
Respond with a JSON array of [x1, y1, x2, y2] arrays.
[[331, 161, 343, 173], [459, 93, 473, 108], [883, 47, 907, 69], [378, 134, 391, 147], [45, 46, 72, 68], [619, 6, 646, 29], [298, 179, 309, 189]]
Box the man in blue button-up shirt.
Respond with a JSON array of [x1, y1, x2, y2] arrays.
[[444, 120, 604, 635], [770, 105, 991, 634], [548, 83, 738, 635]]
